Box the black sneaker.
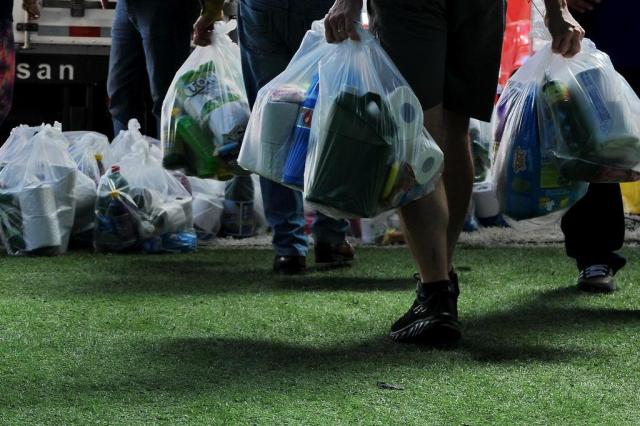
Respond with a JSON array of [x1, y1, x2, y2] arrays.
[[390, 279, 461, 345], [577, 264, 616, 293]]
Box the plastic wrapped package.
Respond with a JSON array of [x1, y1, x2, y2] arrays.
[[238, 20, 334, 187], [492, 76, 587, 225], [94, 139, 196, 253], [536, 40, 640, 182], [0, 124, 78, 256], [303, 23, 444, 218], [187, 176, 225, 240], [161, 20, 250, 180], [0, 125, 40, 167]]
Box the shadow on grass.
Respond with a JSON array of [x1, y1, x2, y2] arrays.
[[75, 256, 414, 295]]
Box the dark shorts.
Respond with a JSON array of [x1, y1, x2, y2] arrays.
[[368, 0, 504, 121]]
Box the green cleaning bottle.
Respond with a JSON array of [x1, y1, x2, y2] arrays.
[[176, 115, 218, 178]]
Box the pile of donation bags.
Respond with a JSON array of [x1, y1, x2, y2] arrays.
[[0, 124, 77, 255], [492, 38, 640, 223], [161, 20, 250, 181], [0, 117, 261, 256], [238, 20, 444, 219]]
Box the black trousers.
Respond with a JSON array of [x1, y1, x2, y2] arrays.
[[559, 62, 639, 273], [561, 183, 627, 272]]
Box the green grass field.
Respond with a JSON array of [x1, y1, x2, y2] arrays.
[[1, 246, 639, 425]]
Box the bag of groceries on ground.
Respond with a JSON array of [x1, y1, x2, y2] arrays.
[[239, 20, 443, 219], [161, 20, 250, 181], [64, 131, 110, 244], [94, 138, 196, 254], [0, 124, 78, 256], [106, 119, 162, 170]]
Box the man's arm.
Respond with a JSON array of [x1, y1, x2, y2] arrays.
[[544, 0, 585, 57], [193, 0, 225, 46]]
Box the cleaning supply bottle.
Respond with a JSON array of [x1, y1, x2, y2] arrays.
[[176, 115, 218, 178], [282, 74, 320, 189], [541, 78, 591, 156]]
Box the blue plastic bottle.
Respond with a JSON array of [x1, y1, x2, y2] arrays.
[[282, 74, 320, 189]]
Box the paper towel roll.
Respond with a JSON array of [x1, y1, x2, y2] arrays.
[[19, 185, 57, 217], [473, 182, 500, 219], [176, 197, 194, 230], [260, 101, 299, 181], [19, 186, 62, 251], [388, 86, 424, 143]]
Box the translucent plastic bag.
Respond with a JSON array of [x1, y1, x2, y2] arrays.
[[161, 20, 250, 181], [238, 20, 334, 188], [0, 124, 78, 256], [94, 139, 196, 253], [106, 119, 162, 170], [187, 176, 225, 240], [304, 23, 444, 219], [536, 40, 640, 182], [63, 132, 111, 243], [492, 69, 587, 225], [64, 131, 110, 185]]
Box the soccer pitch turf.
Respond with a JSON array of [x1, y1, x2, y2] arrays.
[[0, 246, 638, 424]]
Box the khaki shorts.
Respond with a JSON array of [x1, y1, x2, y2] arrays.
[[368, 0, 504, 121]]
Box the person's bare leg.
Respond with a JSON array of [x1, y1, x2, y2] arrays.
[[399, 105, 449, 283], [441, 110, 472, 269]]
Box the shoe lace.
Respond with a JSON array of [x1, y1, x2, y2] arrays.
[[579, 264, 610, 280]]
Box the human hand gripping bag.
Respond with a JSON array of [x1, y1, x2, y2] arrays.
[[161, 20, 251, 181], [491, 46, 588, 227], [536, 39, 640, 183], [0, 124, 78, 256], [303, 23, 444, 219], [94, 139, 196, 254], [238, 20, 334, 190]]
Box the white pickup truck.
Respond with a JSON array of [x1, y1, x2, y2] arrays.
[[4, 0, 238, 139], [4, 0, 117, 137]]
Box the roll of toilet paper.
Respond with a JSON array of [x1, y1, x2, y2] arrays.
[[473, 181, 500, 219], [406, 130, 444, 186], [388, 86, 424, 143]]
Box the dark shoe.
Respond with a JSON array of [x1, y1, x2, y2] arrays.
[[314, 240, 355, 264], [390, 279, 461, 345], [577, 264, 616, 293], [273, 255, 306, 275]]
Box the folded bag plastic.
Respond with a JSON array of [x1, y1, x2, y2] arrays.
[[161, 20, 250, 180], [94, 139, 196, 254], [536, 39, 640, 182], [64, 131, 110, 185], [304, 23, 444, 218], [0, 124, 78, 255]]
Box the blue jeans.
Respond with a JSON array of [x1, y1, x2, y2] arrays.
[[107, 0, 199, 135], [237, 0, 349, 256]]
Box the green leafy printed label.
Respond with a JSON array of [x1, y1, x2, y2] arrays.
[[201, 92, 242, 118]]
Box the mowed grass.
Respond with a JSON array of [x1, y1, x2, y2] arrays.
[[0, 246, 639, 425]]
